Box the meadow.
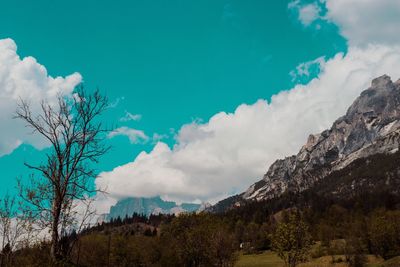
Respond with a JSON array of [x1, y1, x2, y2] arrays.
[[235, 251, 400, 267]]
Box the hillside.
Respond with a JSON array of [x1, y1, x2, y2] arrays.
[[211, 75, 400, 212]]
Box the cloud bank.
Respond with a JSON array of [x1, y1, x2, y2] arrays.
[[94, 0, 400, 213], [0, 38, 81, 156], [97, 44, 400, 210]]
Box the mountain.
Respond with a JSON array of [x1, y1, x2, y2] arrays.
[[211, 75, 400, 211], [107, 196, 201, 219]]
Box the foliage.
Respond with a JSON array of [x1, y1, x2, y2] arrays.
[[6, 145, 400, 266], [368, 210, 400, 260], [271, 211, 313, 267], [160, 213, 238, 267]]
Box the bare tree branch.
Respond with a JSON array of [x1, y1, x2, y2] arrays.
[[15, 86, 110, 263]]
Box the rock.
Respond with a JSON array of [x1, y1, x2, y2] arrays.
[[107, 196, 200, 220], [243, 75, 400, 201]]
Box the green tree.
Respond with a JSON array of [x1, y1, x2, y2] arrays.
[[234, 220, 245, 245], [344, 236, 367, 267], [271, 211, 312, 267], [368, 210, 400, 259], [160, 213, 237, 267]]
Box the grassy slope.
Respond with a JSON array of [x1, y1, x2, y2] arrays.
[[236, 251, 283, 267], [236, 251, 386, 267], [379, 256, 400, 267]]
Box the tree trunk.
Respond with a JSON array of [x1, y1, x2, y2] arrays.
[[107, 234, 111, 267], [76, 239, 81, 266], [50, 200, 62, 263]]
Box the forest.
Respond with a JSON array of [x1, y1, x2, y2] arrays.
[[3, 189, 400, 267]]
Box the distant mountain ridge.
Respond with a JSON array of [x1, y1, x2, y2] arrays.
[[211, 75, 400, 211], [107, 196, 200, 220]]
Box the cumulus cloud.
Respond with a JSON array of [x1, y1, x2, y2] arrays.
[[108, 127, 148, 144], [289, 0, 400, 45], [119, 111, 142, 122], [290, 0, 400, 46], [325, 0, 400, 46], [96, 44, 400, 210], [0, 38, 81, 156]]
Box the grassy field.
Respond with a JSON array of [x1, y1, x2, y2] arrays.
[[235, 251, 389, 267], [236, 251, 283, 267]]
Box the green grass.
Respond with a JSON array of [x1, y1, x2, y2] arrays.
[[235, 251, 284, 267], [379, 256, 400, 267], [235, 251, 386, 267]]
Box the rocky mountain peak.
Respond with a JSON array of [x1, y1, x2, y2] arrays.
[[107, 196, 201, 219], [242, 75, 400, 201], [345, 75, 398, 122], [371, 74, 392, 88], [303, 133, 321, 151]]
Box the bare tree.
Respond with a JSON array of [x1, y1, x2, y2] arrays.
[[0, 194, 28, 267], [15, 88, 109, 263]]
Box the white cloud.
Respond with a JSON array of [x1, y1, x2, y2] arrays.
[[325, 0, 400, 46], [288, 0, 322, 27], [108, 127, 148, 144], [96, 44, 400, 208], [290, 56, 325, 82], [152, 133, 169, 143], [119, 111, 142, 122], [291, 0, 400, 46], [91, 193, 118, 215], [93, 1, 400, 213], [0, 38, 82, 156], [108, 96, 125, 108], [298, 4, 321, 26], [289, 0, 400, 45]]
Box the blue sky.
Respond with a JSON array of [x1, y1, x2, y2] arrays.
[[1, 0, 400, 210], [0, 0, 345, 192]]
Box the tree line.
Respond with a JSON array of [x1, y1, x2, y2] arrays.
[[0, 89, 399, 267], [3, 195, 400, 267]]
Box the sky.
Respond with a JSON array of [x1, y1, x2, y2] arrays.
[[1, 0, 400, 213]]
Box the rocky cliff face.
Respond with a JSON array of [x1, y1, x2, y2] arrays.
[[243, 75, 400, 201], [108, 196, 200, 220]]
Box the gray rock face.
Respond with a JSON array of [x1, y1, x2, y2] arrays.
[[243, 75, 400, 201], [107, 196, 201, 220]]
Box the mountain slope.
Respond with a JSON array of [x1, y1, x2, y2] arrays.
[[213, 149, 400, 222], [108, 196, 200, 219], [244, 75, 400, 201], [212, 75, 400, 211]]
